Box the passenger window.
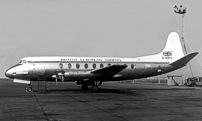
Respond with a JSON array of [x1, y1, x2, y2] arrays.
[[93, 64, 96, 69], [59, 63, 63, 69], [100, 64, 104, 68], [131, 64, 134, 69], [108, 64, 111, 66], [84, 64, 88, 69], [76, 63, 80, 69], [68, 63, 72, 69]]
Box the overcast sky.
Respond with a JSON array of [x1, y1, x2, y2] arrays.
[[1, 0, 202, 78]]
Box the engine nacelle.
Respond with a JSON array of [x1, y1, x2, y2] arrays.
[[64, 71, 96, 80], [52, 74, 64, 82]]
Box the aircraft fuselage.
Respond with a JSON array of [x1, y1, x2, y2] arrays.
[[8, 60, 178, 82], [5, 32, 198, 92]]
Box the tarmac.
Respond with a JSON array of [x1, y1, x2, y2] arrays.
[[0, 78, 202, 121]]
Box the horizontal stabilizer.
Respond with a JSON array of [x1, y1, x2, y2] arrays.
[[169, 52, 198, 67], [91, 65, 127, 76]]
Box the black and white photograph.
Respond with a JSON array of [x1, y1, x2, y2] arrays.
[[0, 0, 202, 121]]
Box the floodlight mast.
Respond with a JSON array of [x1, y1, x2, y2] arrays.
[[174, 5, 194, 82], [174, 5, 187, 54]]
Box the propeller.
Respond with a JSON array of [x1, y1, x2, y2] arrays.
[[52, 72, 64, 86], [56, 76, 58, 85], [58, 72, 64, 82]]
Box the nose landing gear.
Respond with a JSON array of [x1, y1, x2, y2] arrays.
[[26, 84, 33, 92]]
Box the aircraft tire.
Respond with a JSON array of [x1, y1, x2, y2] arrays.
[[91, 86, 99, 92], [26, 87, 33, 92]]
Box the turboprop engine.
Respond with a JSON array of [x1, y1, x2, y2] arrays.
[[52, 73, 64, 85]]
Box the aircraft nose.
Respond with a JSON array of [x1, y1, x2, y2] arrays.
[[5, 64, 21, 79], [5, 69, 15, 79]]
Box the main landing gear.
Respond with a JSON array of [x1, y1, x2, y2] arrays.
[[81, 81, 102, 92], [26, 84, 33, 92], [91, 85, 99, 92], [91, 81, 102, 92]]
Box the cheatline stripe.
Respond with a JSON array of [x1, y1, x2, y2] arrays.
[[27, 61, 169, 64]]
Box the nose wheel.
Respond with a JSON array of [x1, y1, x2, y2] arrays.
[[26, 84, 33, 92]]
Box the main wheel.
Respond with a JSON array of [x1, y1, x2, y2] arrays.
[[91, 86, 99, 92]]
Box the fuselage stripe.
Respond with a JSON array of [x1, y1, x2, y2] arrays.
[[27, 61, 169, 64]]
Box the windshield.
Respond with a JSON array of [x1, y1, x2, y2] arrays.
[[19, 60, 27, 64]]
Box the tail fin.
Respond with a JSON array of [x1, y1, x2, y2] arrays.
[[137, 32, 188, 63], [158, 32, 184, 63]]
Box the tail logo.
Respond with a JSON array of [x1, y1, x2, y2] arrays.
[[162, 51, 172, 59]]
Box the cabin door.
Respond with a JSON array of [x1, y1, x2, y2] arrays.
[[33, 64, 46, 77]]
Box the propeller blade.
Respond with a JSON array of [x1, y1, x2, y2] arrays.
[[55, 77, 57, 85], [62, 76, 64, 82]]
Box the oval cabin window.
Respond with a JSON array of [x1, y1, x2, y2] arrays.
[[68, 63, 72, 69], [93, 64, 96, 69], [131, 64, 134, 69], [76, 63, 80, 69], [100, 64, 104, 68], [59, 63, 63, 69], [84, 64, 88, 69]]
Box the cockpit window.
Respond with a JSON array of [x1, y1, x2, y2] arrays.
[[19, 60, 27, 64]]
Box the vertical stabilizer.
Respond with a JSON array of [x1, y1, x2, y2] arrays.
[[158, 32, 184, 63]]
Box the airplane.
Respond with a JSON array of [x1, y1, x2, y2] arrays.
[[5, 32, 198, 92]]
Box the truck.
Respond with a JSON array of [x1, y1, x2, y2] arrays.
[[184, 77, 202, 87]]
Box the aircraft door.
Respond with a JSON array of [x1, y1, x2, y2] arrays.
[[33, 64, 46, 77]]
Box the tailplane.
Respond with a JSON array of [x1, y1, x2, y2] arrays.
[[169, 52, 198, 66]]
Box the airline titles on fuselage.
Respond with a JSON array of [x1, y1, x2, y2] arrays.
[[61, 58, 122, 62]]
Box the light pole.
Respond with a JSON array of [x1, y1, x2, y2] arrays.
[[174, 5, 193, 84], [174, 5, 187, 54]]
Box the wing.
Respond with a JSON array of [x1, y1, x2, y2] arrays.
[[91, 64, 127, 77]]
